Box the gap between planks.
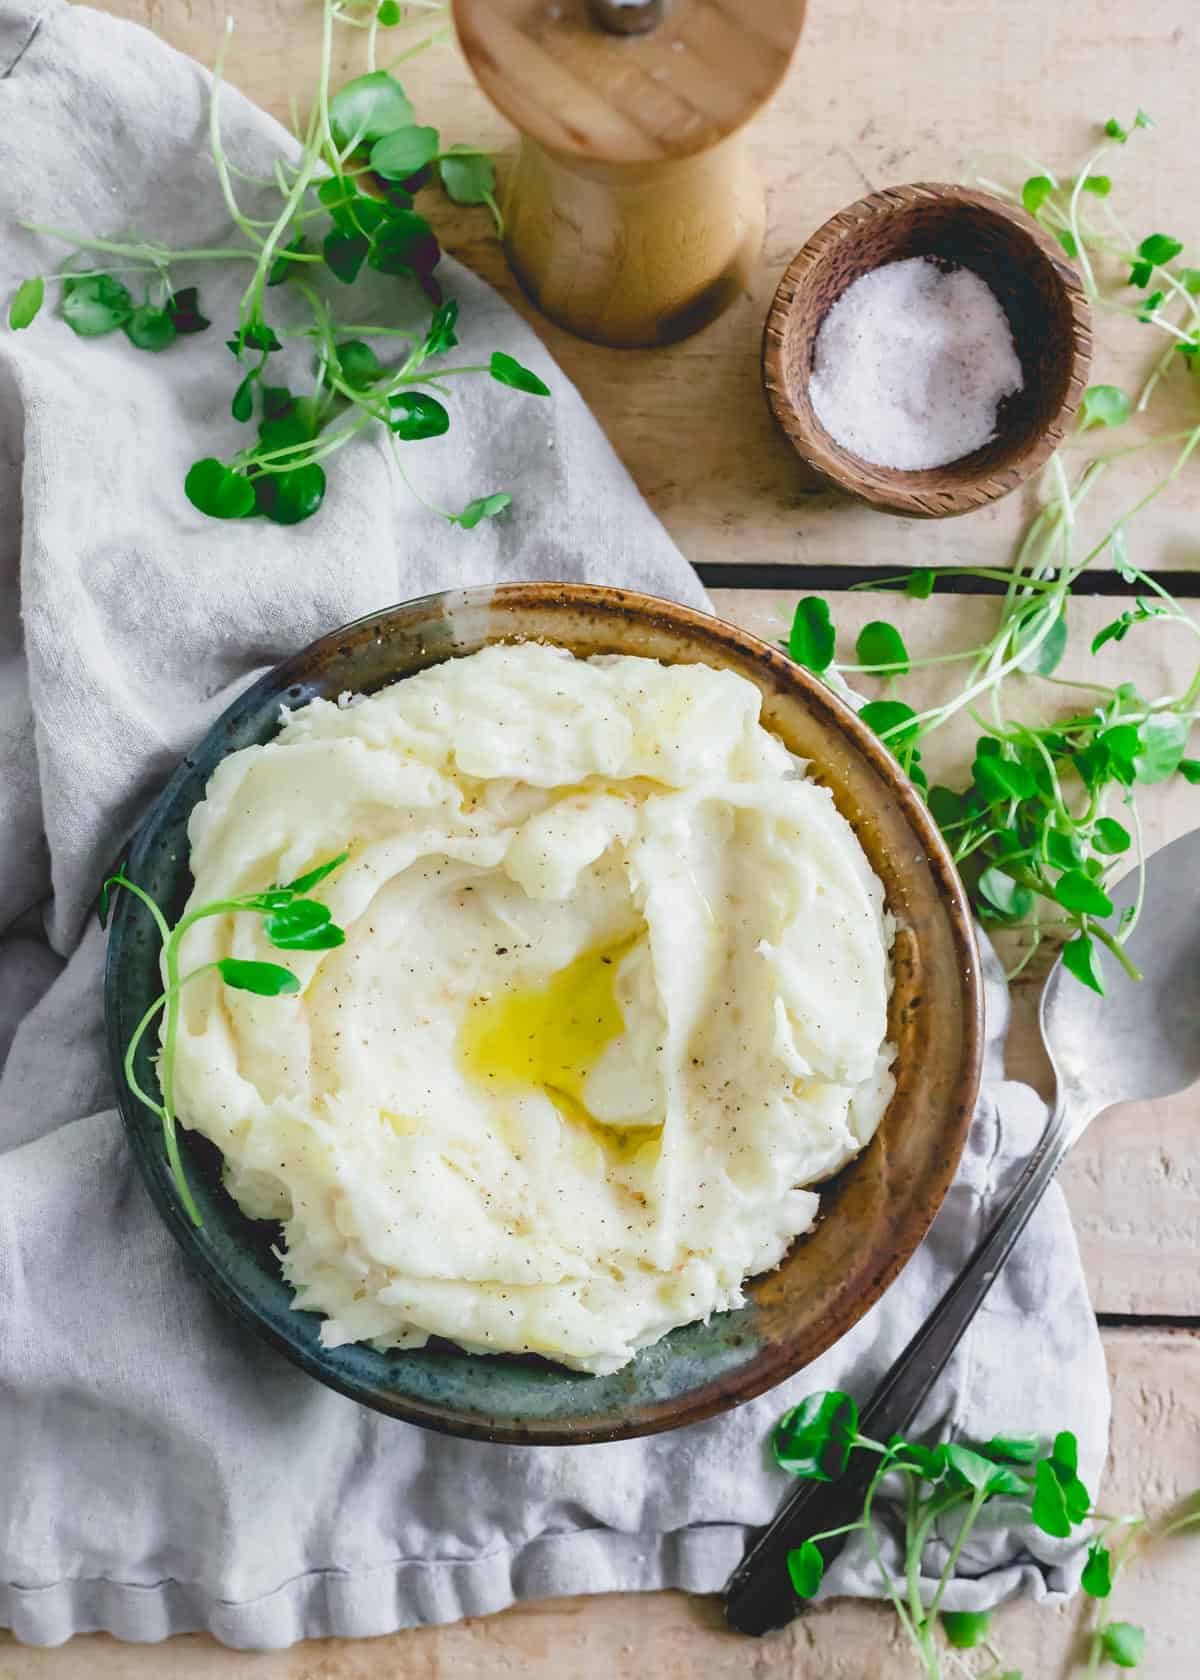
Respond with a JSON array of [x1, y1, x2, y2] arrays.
[[697, 563, 1200, 596]]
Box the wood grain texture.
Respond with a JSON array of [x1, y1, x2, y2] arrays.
[[88, 0, 1200, 570], [453, 0, 806, 162], [762, 184, 1092, 517], [4, 1330, 1195, 1678]]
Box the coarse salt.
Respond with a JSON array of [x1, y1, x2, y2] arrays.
[[808, 256, 1024, 471]]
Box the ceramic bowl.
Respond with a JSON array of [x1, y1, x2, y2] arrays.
[[762, 183, 1092, 517], [104, 583, 982, 1444]]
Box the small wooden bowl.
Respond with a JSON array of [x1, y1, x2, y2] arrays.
[[762, 183, 1092, 517]]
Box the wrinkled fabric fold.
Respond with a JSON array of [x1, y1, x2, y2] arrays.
[[0, 0, 1108, 1649]]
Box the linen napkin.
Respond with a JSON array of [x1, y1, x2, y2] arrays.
[[0, 0, 1108, 1649]]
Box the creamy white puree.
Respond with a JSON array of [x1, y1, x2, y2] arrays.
[[171, 643, 895, 1373]]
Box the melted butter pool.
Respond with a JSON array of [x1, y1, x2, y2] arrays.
[[459, 934, 662, 1164]]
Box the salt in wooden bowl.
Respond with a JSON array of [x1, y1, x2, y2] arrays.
[[762, 183, 1093, 517]]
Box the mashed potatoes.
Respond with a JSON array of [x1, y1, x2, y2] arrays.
[[171, 643, 895, 1374]]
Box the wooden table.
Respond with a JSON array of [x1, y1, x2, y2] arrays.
[[7, 2, 1198, 1674]]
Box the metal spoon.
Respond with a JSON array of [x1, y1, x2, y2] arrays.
[[725, 827, 1200, 1636]]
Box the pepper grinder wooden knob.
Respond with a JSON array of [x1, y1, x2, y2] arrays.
[[452, 0, 806, 348]]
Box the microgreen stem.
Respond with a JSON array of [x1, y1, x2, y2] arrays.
[[926, 1490, 988, 1620]]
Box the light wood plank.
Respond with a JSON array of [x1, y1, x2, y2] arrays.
[[89, 0, 1200, 573], [710, 587, 1200, 1316], [3, 1329, 1194, 1677]]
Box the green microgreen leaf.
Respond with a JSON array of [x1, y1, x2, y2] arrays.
[[982, 1435, 1040, 1464], [318, 177, 390, 237], [905, 567, 935, 599], [1100, 1622, 1145, 1668], [166, 286, 209, 334], [258, 406, 318, 453], [977, 867, 1034, 922], [231, 372, 257, 422], [1138, 232, 1183, 267], [927, 785, 965, 830], [1022, 175, 1055, 215], [377, 0, 402, 23], [943, 1443, 1015, 1493], [788, 597, 835, 673], [227, 322, 281, 356], [1133, 712, 1189, 783], [1053, 869, 1113, 918], [282, 852, 348, 895], [253, 462, 327, 526], [1053, 1431, 1078, 1474], [124, 304, 177, 352], [452, 492, 511, 529], [974, 751, 1037, 805], [370, 125, 441, 181], [184, 458, 257, 520], [1079, 385, 1131, 430], [1082, 1540, 1113, 1598], [262, 384, 293, 419], [1057, 228, 1079, 258], [1093, 817, 1131, 855], [1031, 1457, 1072, 1537], [329, 70, 415, 150], [1105, 117, 1129, 141], [1014, 608, 1068, 675], [1046, 827, 1083, 871], [773, 1390, 859, 1481], [323, 229, 370, 284], [787, 1540, 825, 1599], [389, 390, 451, 439], [1092, 723, 1141, 787], [267, 235, 309, 286], [367, 210, 439, 277], [263, 898, 331, 941], [216, 957, 301, 996], [62, 274, 133, 337], [334, 339, 381, 390], [438, 147, 496, 206], [489, 350, 551, 396], [856, 621, 910, 673], [1138, 289, 1164, 323], [1082, 174, 1112, 197], [8, 276, 44, 330], [1093, 614, 1132, 654], [424, 299, 459, 356], [1062, 933, 1105, 995], [1179, 759, 1200, 784], [941, 1610, 992, 1649], [859, 699, 921, 751]]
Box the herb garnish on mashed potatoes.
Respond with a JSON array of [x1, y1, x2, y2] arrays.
[[171, 643, 895, 1374]]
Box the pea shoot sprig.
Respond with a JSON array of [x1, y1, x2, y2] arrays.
[[100, 852, 349, 1227], [773, 1389, 1200, 1677], [786, 112, 1200, 996], [5, 0, 544, 531]]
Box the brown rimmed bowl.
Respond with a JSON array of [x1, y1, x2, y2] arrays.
[[763, 183, 1092, 517], [104, 582, 982, 1445]]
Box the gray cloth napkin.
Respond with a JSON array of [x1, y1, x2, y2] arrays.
[[0, 0, 1109, 1650]]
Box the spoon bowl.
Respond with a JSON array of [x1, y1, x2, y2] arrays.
[[1041, 827, 1200, 1124]]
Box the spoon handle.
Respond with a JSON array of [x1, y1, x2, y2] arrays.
[[724, 1098, 1074, 1637]]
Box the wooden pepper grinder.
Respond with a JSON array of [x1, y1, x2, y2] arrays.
[[452, 0, 806, 348]]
